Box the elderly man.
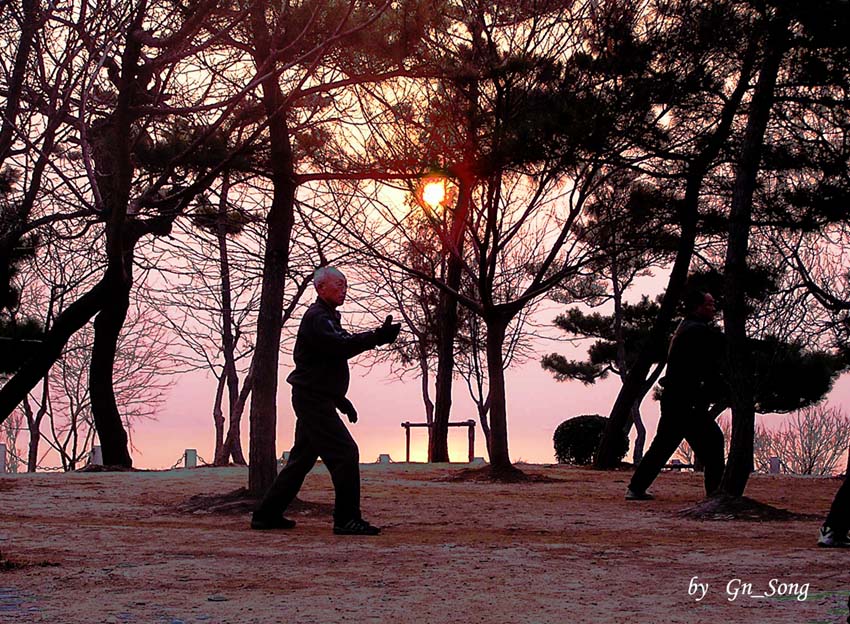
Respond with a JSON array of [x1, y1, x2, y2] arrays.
[[251, 267, 400, 535], [626, 290, 727, 501]]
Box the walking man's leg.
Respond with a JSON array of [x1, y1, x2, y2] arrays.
[[628, 404, 685, 499], [685, 416, 725, 496], [314, 416, 362, 526], [292, 392, 378, 535], [251, 401, 318, 530]]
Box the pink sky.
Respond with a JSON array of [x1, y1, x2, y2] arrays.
[[131, 341, 850, 470]]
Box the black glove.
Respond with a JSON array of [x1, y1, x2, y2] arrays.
[[337, 397, 358, 424], [374, 314, 402, 345]]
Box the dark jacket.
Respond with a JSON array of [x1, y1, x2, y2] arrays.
[[661, 317, 726, 406], [286, 298, 381, 400]]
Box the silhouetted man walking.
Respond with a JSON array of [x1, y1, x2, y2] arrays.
[[251, 267, 400, 535], [626, 290, 726, 500]]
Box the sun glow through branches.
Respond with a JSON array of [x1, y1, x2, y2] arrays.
[[421, 179, 446, 209]]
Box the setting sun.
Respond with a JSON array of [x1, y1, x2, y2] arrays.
[[421, 179, 446, 209]]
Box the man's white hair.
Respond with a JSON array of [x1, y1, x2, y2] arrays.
[[313, 266, 345, 288]]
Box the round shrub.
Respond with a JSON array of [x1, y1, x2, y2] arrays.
[[553, 414, 628, 465]]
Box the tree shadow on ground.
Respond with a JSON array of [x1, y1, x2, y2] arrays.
[[175, 488, 333, 516], [678, 494, 819, 521], [439, 464, 562, 484], [75, 465, 138, 473], [0, 549, 60, 571]]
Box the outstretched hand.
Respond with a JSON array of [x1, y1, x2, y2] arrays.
[[375, 314, 402, 345], [337, 397, 358, 424]]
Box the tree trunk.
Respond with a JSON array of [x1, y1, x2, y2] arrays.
[[483, 314, 511, 469], [216, 176, 247, 465], [212, 372, 227, 464], [595, 45, 757, 469], [0, 0, 40, 310], [87, 226, 177, 469], [0, 280, 107, 425], [630, 402, 645, 465], [89, 272, 133, 467], [430, 175, 472, 462], [84, 7, 144, 469], [226, 366, 253, 465], [720, 17, 788, 497], [419, 352, 434, 425], [0, 0, 38, 163], [246, 4, 297, 496], [611, 268, 647, 464], [222, 403, 247, 465], [430, 259, 461, 462], [595, 177, 701, 468], [477, 399, 491, 460], [21, 395, 39, 472], [26, 402, 47, 472], [431, 10, 480, 460]]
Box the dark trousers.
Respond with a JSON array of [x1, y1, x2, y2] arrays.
[[629, 395, 725, 496], [256, 389, 361, 525], [825, 473, 850, 533]]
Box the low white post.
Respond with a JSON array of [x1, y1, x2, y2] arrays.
[[0, 442, 6, 473], [184, 449, 198, 468], [769, 456, 781, 474], [89, 445, 103, 466]]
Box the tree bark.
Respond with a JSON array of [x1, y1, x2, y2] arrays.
[[0, 0, 40, 308], [430, 173, 473, 462], [483, 314, 511, 469], [720, 16, 788, 497], [222, 401, 247, 465], [630, 402, 645, 465], [0, 0, 39, 163], [477, 399, 491, 460], [594, 45, 757, 469], [246, 3, 297, 496], [418, 352, 434, 425], [595, 170, 702, 468], [610, 266, 647, 464], [83, 5, 146, 469], [212, 372, 226, 464], [431, 12, 481, 460], [0, 280, 107, 425], [430, 255, 461, 461], [227, 365, 254, 462], [25, 385, 49, 472], [89, 272, 133, 467], [215, 175, 247, 465]]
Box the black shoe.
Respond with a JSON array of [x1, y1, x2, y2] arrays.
[[818, 525, 850, 548], [250, 513, 296, 530], [333, 517, 381, 536], [625, 488, 654, 501]]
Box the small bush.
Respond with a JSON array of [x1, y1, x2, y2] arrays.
[[553, 414, 628, 465]]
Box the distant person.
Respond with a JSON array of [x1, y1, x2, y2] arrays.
[[250, 267, 401, 535], [818, 474, 850, 547], [626, 290, 726, 501]]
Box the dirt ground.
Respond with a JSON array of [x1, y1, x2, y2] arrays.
[[0, 463, 848, 624]]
